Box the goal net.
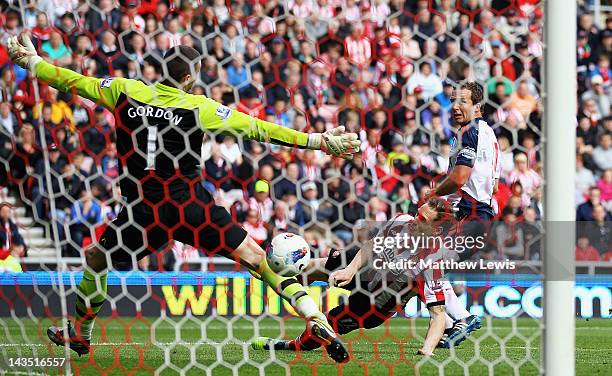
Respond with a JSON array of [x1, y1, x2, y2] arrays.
[[0, 1, 603, 375]]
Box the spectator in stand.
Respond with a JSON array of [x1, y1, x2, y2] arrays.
[[597, 169, 612, 211], [593, 132, 612, 171], [575, 235, 601, 261], [580, 97, 603, 126], [226, 53, 249, 88], [52, 162, 84, 248], [86, 0, 121, 36], [0, 203, 26, 259], [508, 80, 537, 127], [521, 133, 540, 167], [0, 102, 18, 139], [331, 192, 364, 245], [219, 135, 241, 165], [100, 142, 119, 192], [274, 163, 299, 199], [304, 12, 328, 42], [406, 62, 443, 101], [242, 209, 268, 246], [494, 207, 525, 260], [521, 207, 542, 260], [248, 180, 274, 223], [93, 30, 127, 76], [294, 181, 321, 226], [42, 31, 71, 67], [581, 75, 610, 117], [83, 107, 113, 157], [32, 12, 53, 42], [514, 39, 541, 82], [269, 201, 290, 233], [399, 27, 422, 60], [127, 33, 148, 68], [498, 8, 527, 44], [444, 41, 469, 82], [508, 153, 541, 207], [576, 154, 597, 205], [68, 191, 101, 257], [42, 87, 74, 129], [577, 116, 599, 148], [583, 204, 611, 254], [577, 187, 605, 222], [204, 145, 232, 192], [325, 170, 350, 203], [0, 68, 18, 103], [0, 10, 22, 45], [497, 136, 515, 180], [345, 23, 371, 67]]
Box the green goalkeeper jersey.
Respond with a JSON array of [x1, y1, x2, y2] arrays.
[[34, 61, 310, 200]]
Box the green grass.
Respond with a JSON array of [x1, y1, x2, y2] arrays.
[[0, 317, 610, 375]]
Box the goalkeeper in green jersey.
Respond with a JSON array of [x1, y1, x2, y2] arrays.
[[8, 33, 360, 363]]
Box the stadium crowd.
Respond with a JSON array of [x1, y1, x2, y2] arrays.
[[0, 0, 610, 268]]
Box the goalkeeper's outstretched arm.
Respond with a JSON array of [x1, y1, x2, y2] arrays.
[[8, 33, 124, 111], [198, 98, 361, 159], [32, 60, 124, 111], [9, 33, 360, 159]]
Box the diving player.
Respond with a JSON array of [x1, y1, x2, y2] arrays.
[[252, 198, 473, 356]]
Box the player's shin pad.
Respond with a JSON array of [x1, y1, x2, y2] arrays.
[[74, 269, 108, 340], [256, 259, 324, 320]]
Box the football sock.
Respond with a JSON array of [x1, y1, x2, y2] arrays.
[[444, 286, 470, 321], [256, 259, 325, 320], [74, 269, 108, 341], [445, 313, 454, 330]]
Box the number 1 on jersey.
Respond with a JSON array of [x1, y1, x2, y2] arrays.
[[145, 126, 157, 170]]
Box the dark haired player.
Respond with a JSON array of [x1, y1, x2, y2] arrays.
[[252, 198, 470, 356], [432, 81, 500, 221], [427, 81, 500, 344], [8, 34, 360, 362]]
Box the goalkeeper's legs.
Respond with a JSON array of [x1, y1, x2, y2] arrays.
[[48, 245, 108, 356]]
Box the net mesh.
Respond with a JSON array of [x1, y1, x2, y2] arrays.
[[0, 0, 558, 375]]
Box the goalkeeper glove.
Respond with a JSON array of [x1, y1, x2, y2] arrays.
[[307, 126, 361, 159], [7, 33, 43, 70]]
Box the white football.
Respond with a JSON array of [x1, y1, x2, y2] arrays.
[[266, 233, 311, 277]]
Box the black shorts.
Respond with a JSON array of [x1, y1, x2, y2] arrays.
[[324, 247, 418, 334], [98, 183, 248, 265]]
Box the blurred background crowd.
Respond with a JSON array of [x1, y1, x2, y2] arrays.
[[0, 0, 610, 270]]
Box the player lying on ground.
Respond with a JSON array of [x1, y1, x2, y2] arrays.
[[8, 34, 360, 362], [252, 198, 481, 356]]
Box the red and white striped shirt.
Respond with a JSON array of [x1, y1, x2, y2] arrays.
[[288, 0, 314, 18], [345, 36, 372, 67]]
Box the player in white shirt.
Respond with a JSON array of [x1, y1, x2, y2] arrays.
[[432, 81, 501, 221], [426, 82, 498, 346]]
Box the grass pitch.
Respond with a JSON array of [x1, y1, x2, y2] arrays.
[[0, 317, 610, 375]]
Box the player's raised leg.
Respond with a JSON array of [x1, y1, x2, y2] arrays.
[[47, 207, 146, 356], [47, 245, 108, 356]]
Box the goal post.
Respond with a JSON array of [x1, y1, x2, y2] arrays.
[[543, 0, 577, 375]]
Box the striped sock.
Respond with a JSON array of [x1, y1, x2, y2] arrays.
[[74, 269, 107, 341]]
